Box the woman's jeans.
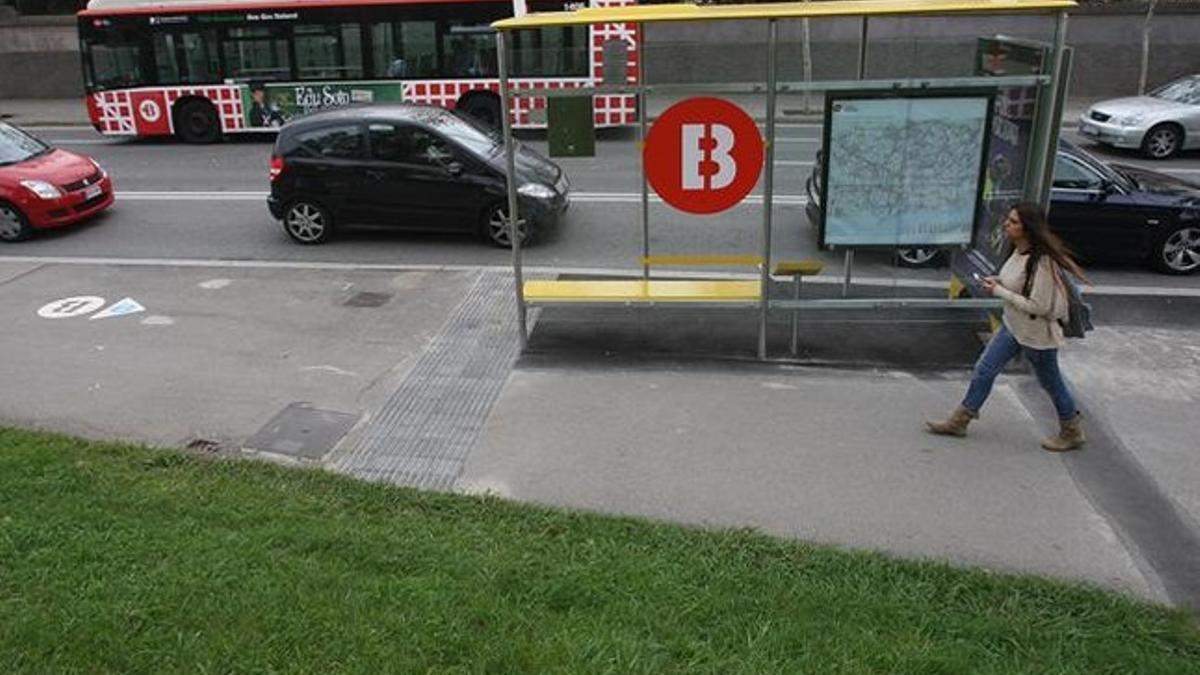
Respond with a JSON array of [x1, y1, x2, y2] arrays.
[[962, 324, 1079, 421]]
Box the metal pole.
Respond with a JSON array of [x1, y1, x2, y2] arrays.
[[1031, 12, 1068, 207], [790, 275, 800, 356], [842, 17, 869, 298], [639, 25, 650, 282], [759, 19, 778, 360], [842, 250, 854, 297], [801, 0, 813, 112], [497, 31, 527, 347], [857, 17, 869, 78]]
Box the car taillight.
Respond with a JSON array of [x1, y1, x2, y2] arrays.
[[269, 155, 284, 181]]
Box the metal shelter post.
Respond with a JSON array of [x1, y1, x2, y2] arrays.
[[801, 1, 813, 112], [759, 19, 779, 360], [1029, 11, 1070, 207], [638, 27, 650, 281], [497, 31, 527, 347], [842, 16, 870, 298]]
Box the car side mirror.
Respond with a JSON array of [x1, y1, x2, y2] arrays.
[[1099, 179, 1116, 193]]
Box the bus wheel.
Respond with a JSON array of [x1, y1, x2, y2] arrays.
[[174, 99, 222, 144], [460, 94, 502, 129]]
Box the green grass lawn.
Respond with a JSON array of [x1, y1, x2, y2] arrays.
[[1, 427, 1198, 675]]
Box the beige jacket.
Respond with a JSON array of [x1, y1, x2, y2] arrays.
[[992, 251, 1069, 350]]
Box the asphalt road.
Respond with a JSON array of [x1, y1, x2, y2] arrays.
[[7, 123, 1200, 290]]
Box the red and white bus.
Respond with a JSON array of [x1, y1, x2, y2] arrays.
[[77, 0, 637, 142]]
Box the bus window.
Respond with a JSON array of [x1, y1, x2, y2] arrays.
[[181, 32, 220, 84], [153, 33, 181, 84], [443, 23, 497, 78], [85, 29, 148, 89], [222, 26, 291, 81], [294, 23, 364, 81], [370, 20, 437, 79], [512, 26, 588, 77]]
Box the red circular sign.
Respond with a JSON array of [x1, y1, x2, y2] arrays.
[[644, 97, 764, 215]]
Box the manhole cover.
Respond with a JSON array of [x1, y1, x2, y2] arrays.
[[244, 403, 359, 460], [344, 292, 392, 307]]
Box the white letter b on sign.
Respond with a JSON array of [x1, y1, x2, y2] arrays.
[[681, 123, 736, 191]]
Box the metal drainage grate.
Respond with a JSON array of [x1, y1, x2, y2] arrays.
[[244, 402, 360, 461]]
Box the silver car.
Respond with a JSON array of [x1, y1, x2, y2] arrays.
[[1078, 74, 1200, 159]]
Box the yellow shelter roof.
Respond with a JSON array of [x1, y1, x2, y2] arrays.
[[494, 0, 1074, 30]]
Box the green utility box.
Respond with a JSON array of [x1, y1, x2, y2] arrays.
[[547, 96, 595, 157]]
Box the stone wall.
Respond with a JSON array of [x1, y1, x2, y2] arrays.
[[1, 7, 1198, 99], [643, 9, 1200, 97], [0, 16, 82, 98]]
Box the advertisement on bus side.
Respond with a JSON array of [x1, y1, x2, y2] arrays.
[[242, 82, 406, 128]]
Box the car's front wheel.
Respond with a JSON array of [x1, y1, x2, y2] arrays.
[[282, 200, 333, 245], [481, 202, 529, 248], [1152, 225, 1200, 274], [1141, 123, 1183, 160], [895, 247, 943, 268], [0, 201, 32, 242]]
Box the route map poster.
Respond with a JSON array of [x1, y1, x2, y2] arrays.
[[819, 95, 991, 248]]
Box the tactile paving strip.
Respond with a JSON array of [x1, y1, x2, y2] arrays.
[[329, 270, 519, 489]]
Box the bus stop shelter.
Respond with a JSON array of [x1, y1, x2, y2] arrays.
[[491, 0, 1076, 359]]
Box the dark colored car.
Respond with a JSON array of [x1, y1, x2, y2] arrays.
[[805, 140, 1200, 274], [0, 121, 113, 242], [267, 105, 569, 246]]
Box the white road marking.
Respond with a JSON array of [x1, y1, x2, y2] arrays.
[[1122, 166, 1200, 175], [301, 365, 359, 377], [89, 297, 145, 320], [141, 315, 175, 326], [113, 190, 811, 206], [5, 255, 1198, 298], [37, 295, 106, 319]]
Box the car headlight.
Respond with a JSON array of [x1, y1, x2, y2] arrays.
[[518, 183, 556, 199], [1116, 114, 1146, 127], [19, 180, 63, 200]]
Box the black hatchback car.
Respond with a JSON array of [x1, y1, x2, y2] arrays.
[[805, 139, 1200, 274], [267, 105, 569, 246]]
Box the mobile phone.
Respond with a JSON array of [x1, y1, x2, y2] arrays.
[[972, 273, 983, 282]]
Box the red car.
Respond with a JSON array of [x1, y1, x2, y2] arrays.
[[0, 121, 113, 242]]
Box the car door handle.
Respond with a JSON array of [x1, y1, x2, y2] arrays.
[[365, 169, 386, 181]]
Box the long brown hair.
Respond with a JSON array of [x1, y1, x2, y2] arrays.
[[1011, 201, 1090, 286]]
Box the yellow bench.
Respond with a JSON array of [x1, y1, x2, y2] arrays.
[[638, 254, 764, 267], [522, 256, 825, 309], [523, 279, 761, 305]]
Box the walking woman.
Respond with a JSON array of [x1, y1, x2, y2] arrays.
[[926, 202, 1089, 451]]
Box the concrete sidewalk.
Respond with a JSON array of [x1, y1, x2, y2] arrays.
[[0, 98, 88, 127], [1, 258, 1197, 612]]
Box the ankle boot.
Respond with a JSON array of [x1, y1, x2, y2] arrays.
[[925, 406, 976, 437], [1042, 414, 1085, 452]]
